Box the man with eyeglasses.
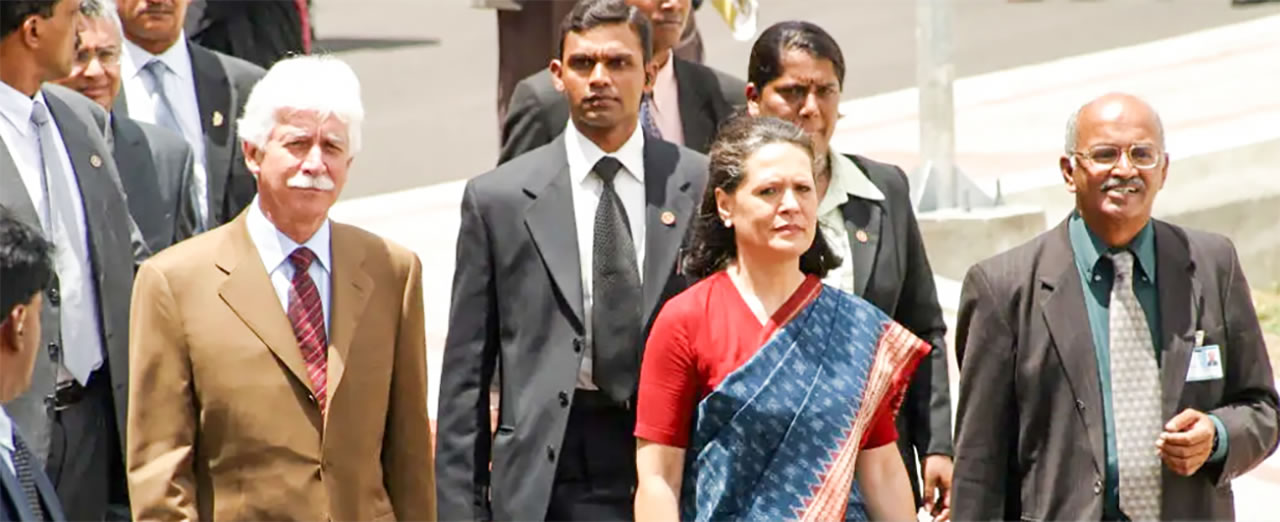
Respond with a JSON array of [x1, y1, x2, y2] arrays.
[[55, 0, 202, 253], [951, 92, 1279, 521]]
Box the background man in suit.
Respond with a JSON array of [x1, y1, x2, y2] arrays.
[[436, 0, 709, 519], [126, 55, 436, 521], [743, 21, 954, 519], [54, 0, 203, 253], [114, 0, 264, 230], [0, 211, 65, 522], [952, 93, 1280, 521], [0, 1, 144, 519], [184, 0, 312, 69], [491, 0, 578, 126], [499, 0, 745, 164]]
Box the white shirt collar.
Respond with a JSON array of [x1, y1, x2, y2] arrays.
[[122, 32, 192, 82], [0, 406, 14, 456], [246, 196, 332, 276], [818, 149, 886, 215], [0, 81, 41, 137], [564, 117, 647, 186]]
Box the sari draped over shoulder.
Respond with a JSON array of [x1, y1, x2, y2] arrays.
[[680, 284, 930, 522]]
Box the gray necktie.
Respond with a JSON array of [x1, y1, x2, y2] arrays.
[[639, 93, 662, 141], [1108, 251, 1163, 521], [32, 100, 102, 384], [591, 156, 642, 403], [13, 435, 48, 522], [142, 59, 184, 137]]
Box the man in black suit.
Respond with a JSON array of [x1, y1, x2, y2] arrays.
[[953, 93, 1279, 521], [499, 0, 744, 164], [114, 0, 264, 229], [0, 211, 65, 522], [184, 0, 311, 69], [1, 1, 145, 519], [436, 0, 708, 519], [54, 0, 202, 253]]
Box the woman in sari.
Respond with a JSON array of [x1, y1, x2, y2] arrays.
[[633, 115, 928, 521]]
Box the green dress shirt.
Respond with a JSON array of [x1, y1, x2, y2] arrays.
[[1068, 213, 1228, 520]]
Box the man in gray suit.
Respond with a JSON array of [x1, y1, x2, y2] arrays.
[[952, 93, 1279, 520], [55, 0, 202, 253], [0, 1, 144, 520], [115, 0, 264, 229], [436, 1, 708, 519], [498, 0, 744, 164]]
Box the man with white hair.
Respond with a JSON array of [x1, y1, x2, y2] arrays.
[[125, 55, 437, 521]]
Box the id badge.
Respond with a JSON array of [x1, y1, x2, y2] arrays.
[[1185, 344, 1225, 382]]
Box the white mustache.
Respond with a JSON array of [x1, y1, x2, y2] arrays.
[[286, 172, 335, 191]]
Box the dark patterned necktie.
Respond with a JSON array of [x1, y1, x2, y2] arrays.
[[591, 157, 643, 402], [287, 247, 329, 412], [13, 435, 48, 522], [639, 93, 663, 141]]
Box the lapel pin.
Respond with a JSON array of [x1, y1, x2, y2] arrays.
[[212, 110, 224, 128], [660, 210, 676, 227], [89, 154, 103, 168], [855, 229, 869, 243]]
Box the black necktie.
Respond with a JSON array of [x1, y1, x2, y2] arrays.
[[591, 156, 643, 402], [13, 435, 48, 522]]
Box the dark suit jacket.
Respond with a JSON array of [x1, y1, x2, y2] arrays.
[[952, 218, 1280, 521], [1, 436, 67, 522], [0, 84, 139, 464], [843, 155, 953, 506], [114, 40, 265, 228], [111, 116, 202, 253], [498, 60, 745, 164], [436, 135, 709, 520], [185, 0, 307, 69]]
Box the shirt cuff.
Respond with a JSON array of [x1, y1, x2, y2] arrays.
[[1207, 414, 1229, 464]]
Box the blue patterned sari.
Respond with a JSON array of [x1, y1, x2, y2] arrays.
[[680, 283, 929, 522]]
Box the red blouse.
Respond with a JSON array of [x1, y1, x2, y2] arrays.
[[635, 271, 898, 449]]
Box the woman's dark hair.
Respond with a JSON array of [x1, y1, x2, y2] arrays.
[[746, 21, 846, 90], [684, 115, 842, 279]]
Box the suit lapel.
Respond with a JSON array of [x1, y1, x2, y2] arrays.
[[188, 42, 232, 223], [524, 137, 585, 330], [326, 224, 372, 403], [641, 139, 696, 324], [1154, 221, 1198, 420], [216, 216, 313, 391], [1039, 222, 1106, 474], [840, 198, 883, 297], [0, 135, 40, 225], [672, 59, 714, 152]]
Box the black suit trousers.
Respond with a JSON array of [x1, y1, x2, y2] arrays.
[[545, 391, 635, 522]]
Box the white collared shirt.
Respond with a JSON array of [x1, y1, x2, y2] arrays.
[[0, 407, 15, 476], [120, 34, 209, 225], [246, 197, 333, 336], [0, 81, 105, 385], [565, 119, 647, 390], [650, 50, 684, 145], [817, 150, 886, 294]]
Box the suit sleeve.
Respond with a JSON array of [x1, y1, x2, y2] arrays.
[[173, 145, 203, 243], [435, 182, 499, 520], [126, 262, 198, 522], [1204, 241, 1280, 486], [497, 78, 554, 166], [890, 175, 953, 460], [951, 264, 1019, 521], [383, 253, 438, 520]]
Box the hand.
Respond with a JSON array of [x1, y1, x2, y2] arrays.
[[1156, 408, 1216, 476], [921, 454, 953, 522]]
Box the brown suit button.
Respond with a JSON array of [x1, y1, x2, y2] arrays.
[[546, 445, 556, 461], [558, 391, 569, 407]]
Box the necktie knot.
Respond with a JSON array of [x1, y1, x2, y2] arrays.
[[30, 100, 50, 127], [594, 156, 623, 185], [289, 247, 317, 272], [1109, 250, 1135, 280]]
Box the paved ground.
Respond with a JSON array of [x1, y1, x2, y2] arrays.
[[312, 0, 1280, 199]]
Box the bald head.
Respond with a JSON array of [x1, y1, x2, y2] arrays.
[[1064, 93, 1165, 155]]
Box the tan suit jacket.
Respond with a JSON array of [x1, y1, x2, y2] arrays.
[[126, 212, 436, 521]]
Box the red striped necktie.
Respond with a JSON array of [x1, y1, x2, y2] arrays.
[[287, 247, 327, 411]]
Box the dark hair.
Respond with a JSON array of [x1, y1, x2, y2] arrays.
[[0, 0, 59, 40], [557, 0, 653, 64], [684, 115, 842, 279], [0, 208, 55, 320], [747, 21, 846, 90]]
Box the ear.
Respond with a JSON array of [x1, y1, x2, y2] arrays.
[[22, 15, 42, 47], [242, 141, 262, 178], [549, 59, 566, 93], [745, 83, 761, 116], [714, 187, 733, 224], [644, 61, 658, 91], [0, 305, 25, 355], [1059, 155, 1077, 193], [1158, 152, 1170, 188]]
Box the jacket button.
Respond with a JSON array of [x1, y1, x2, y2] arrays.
[[1076, 399, 1085, 411], [1093, 479, 1102, 495], [546, 445, 556, 461], [47, 287, 60, 305], [47, 342, 60, 360], [572, 338, 583, 353], [558, 391, 569, 407]]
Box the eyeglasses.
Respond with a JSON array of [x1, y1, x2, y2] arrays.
[[74, 48, 121, 68], [1072, 143, 1162, 169]]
